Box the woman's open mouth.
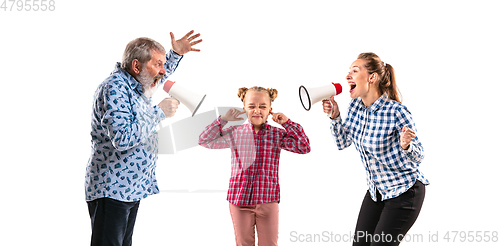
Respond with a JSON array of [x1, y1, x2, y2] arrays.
[[349, 82, 356, 93]]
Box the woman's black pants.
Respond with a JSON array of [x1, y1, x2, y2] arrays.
[[353, 180, 426, 246]]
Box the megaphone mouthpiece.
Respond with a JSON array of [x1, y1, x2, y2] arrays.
[[163, 80, 175, 93]]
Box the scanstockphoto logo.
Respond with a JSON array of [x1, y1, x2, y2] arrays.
[[289, 231, 356, 243], [289, 230, 499, 244], [289, 230, 425, 244]]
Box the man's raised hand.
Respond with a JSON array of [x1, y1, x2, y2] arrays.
[[170, 30, 202, 55]]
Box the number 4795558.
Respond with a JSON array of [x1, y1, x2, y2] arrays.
[[1, 0, 55, 11]]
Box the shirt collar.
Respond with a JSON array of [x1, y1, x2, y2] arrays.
[[358, 94, 388, 112], [112, 62, 144, 93], [244, 121, 270, 133], [369, 94, 388, 112]]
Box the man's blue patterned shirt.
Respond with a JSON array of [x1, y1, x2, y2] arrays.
[[85, 50, 182, 202]]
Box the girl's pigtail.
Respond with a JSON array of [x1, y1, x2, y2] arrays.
[[237, 87, 249, 102], [267, 88, 278, 102]]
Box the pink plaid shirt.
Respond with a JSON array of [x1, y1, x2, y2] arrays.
[[199, 116, 311, 205]]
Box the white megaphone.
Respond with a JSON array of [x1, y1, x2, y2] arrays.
[[163, 80, 206, 117], [299, 83, 342, 116]]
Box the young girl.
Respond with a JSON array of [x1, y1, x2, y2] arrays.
[[323, 53, 429, 246], [199, 86, 311, 246]]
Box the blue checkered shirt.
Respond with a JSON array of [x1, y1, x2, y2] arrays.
[[85, 50, 182, 202], [330, 94, 429, 201]]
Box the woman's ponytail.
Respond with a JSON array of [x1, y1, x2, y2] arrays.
[[380, 63, 401, 103], [357, 53, 402, 103]]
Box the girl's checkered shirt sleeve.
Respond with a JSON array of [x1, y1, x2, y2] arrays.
[[280, 120, 311, 154], [198, 116, 232, 149]]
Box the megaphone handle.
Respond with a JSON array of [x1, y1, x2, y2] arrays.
[[170, 96, 180, 104], [325, 97, 334, 118]]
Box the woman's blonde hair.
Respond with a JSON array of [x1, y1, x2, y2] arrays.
[[358, 52, 401, 103], [237, 86, 278, 103]]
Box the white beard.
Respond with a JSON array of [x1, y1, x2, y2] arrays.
[[137, 70, 161, 98], [142, 80, 159, 98]]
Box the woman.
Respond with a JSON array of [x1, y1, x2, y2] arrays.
[[323, 53, 429, 246]]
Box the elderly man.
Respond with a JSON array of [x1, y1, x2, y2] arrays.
[[85, 30, 202, 246]]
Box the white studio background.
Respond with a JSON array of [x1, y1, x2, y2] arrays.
[[1, 0, 499, 245]]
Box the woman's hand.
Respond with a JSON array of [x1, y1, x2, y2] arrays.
[[322, 95, 340, 119], [401, 126, 416, 150], [221, 108, 245, 122]]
